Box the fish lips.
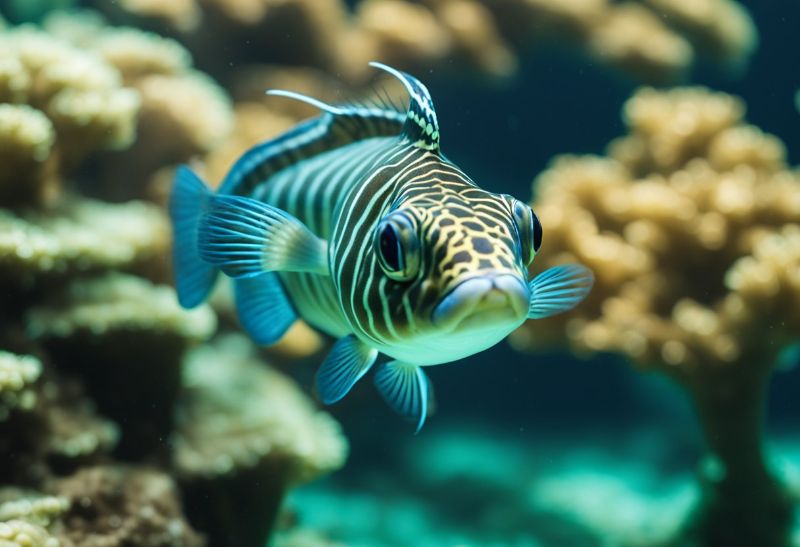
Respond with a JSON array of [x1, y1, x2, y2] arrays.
[[432, 274, 530, 331]]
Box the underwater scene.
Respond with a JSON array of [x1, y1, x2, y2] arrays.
[[0, 0, 798, 546]]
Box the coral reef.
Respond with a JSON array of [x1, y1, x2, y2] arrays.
[[49, 465, 205, 547], [42, 10, 234, 198], [173, 335, 347, 546], [0, 197, 169, 291], [512, 86, 800, 546], [0, 9, 347, 547], [97, 0, 757, 85], [0, 489, 67, 547]]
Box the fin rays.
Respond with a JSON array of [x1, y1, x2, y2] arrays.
[[528, 264, 594, 319]]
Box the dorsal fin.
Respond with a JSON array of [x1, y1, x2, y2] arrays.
[[219, 90, 405, 196], [370, 62, 440, 153]]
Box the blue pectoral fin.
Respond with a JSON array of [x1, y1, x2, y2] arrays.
[[374, 361, 431, 433], [234, 273, 297, 346], [198, 194, 329, 279], [528, 264, 594, 319], [316, 335, 378, 404], [169, 166, 219, 308]]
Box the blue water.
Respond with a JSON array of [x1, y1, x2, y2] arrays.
[[3, 0, 798, 544]]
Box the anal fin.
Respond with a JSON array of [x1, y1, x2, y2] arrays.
[[316, 335, 377, 404], [234, 273, 297, 346], [374, 361, 432, 433]]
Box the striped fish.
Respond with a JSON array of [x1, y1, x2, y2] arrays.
[[170, 63, 593, 431]]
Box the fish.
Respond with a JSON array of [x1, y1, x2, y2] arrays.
[[169, 62, 594, 432]]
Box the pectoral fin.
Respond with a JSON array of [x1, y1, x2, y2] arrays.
[[198, 194, 328, 278], [316, 335, 378, 404], [374, 361, 432, 433], [528, 264, 594, 319]]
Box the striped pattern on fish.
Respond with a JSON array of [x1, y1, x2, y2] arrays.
[[169, 63, 594, 431]]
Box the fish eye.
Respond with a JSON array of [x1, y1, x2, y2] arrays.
[[374, 213, 420, 281], [512, 200, 542, 265]]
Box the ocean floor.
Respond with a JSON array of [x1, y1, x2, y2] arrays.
[[283, 426, 800, 547]]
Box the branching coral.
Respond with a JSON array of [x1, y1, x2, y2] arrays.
[[98, 0, 757, 85], [511, 86, 800, 547], [173, 334, 347, 546]]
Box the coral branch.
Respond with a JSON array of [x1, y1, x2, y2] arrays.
[[512, 86, 799, 546]]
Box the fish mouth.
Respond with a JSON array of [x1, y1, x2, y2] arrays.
[[432, 274, 530, 332]]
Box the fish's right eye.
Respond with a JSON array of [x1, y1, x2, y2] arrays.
[[512, 200, 542, 265], [375, 213, 420, 282], [379, 223, 403, 272]]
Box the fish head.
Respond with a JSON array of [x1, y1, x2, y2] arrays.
[[366, 188, 542, 362]]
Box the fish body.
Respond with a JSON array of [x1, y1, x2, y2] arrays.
[[170, 63, 594, 430]]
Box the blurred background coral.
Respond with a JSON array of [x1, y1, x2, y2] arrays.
[[0, 0, 797, 546]]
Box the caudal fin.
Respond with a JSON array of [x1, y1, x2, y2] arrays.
[[169, 166, 219, 308]]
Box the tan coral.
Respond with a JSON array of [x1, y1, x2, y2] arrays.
[[48, 466, 204, 547], [643, 0, 758, 67], [512, 86, 800, 546], [26, 273, 215, 344], [118, 0, 201, 32], [588, 3, 693, 83], [0, 24, 140, 182], [100, 0, 756, 85], [0, 352, 41, 421], [0, 491, 68, 527], [173, 334, 346, 546], [25, 273, 215, 457], [38, 375, 121, 462], [43, 11, 233, 186], [0, 519, 60, 546], [0, 105, 57, 207], [0, 357, 120, 483], [0, 197, 169, 285], [0, 489, 67, 547], [173, 334, 346, 482]]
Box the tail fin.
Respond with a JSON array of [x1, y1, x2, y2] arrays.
[[169, 166, 219, 308]]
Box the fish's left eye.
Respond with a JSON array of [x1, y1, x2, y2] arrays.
[[374, 213, 420, 282], [512, 200, 542, 265]]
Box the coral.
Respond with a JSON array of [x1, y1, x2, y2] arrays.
[[98, 0, 756, 84], [41, 11, 233, 196], [0, 8, 344, 546], [0, 351, 119, 484], [0, 519, 59, 546], [512, 86, 800, 546], [0, 490, 66, 547], [0, 26, 140, 178], [0, 197, 169, 291], [0, 490, 68, 526], [173, 334, 347, 546], [25, 273, 215, 458], [0, 105, 56, 207], [26, 273, 215, 343], [116, 0, 201, 33], [0, 352, 41, 421], [48, 465, 205, 547]]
